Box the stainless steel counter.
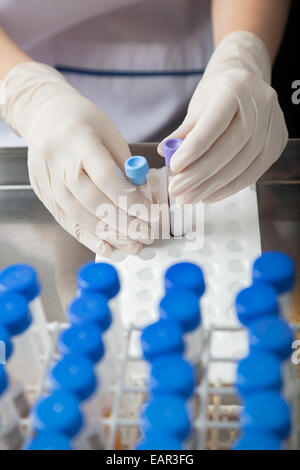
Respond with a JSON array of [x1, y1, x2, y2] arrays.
[[0, 142, 299, 322]]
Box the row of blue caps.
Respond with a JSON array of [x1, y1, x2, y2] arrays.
[[0, 264, 42, 362], [0, 265, 42, 403], [233, 251, 295, 450], [137, 261, 205, 450], [25, 261, 120, 450]]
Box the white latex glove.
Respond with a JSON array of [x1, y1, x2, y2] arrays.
[[158, 31, 288, 204], [0, 62, 155, 256]]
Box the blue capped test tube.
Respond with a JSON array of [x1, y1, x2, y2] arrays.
[[235, 283, 279, 327], [57, 326, 106, 449], [141, 395, 191, 443], [141, 319, 185, 362], [0, 264, 50, 356], [0, 292, 43, 391], [67, 292, 117, 378], [57, 323, 105, 365], [159, 289, 202, 373], [236, 351, 282, 397], [252, 251, 296, 321], [249, 316, 294, 361], [125, 155, 152, 201], [149, 354, 196, 400], [162, 138, 189, 237], [48, 354, 106, 450], [149, 354, 196, 444], [241, 391, 291, 440], [77, 262, 124, 354], [67, 293, 119, 426], [49, 354, 97, 403], [24, 432, 72, 450], [0, 363, 24, 450], [164, 262, 206, 299], [32, 391, 83, 439]]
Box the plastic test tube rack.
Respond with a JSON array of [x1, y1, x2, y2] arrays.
[[7, 316, 297, 451], [1, 262, 298, 448]]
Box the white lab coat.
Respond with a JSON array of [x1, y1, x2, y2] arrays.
[[0, 0, 213, 145]]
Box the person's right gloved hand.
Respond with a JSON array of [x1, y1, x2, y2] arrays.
[[0, 62, 155, 256]]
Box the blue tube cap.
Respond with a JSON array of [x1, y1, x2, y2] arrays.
[[162, 138, 183, 168], [0, 292, 31, 335], [24, 432, 72, 450], [77, 262, 120, 299], [252, 251, 296, 294], [0, 324, 13, 361], [0, 363, 8, 396], [150, 354, 195, 399], [159, 289, 200, 332], [58, 324, 104, 364], [125, 156, 150, 186], [241, 392, 291, 439], [232, 432, 281, 450], [67, 292, 112, 331], [0, 264, 41, 301], [235, 284, 279, 327], [32, 392, 83, 438], [141, 395, 190, 440], [236, 351, 282, 397], [249, 317, 294, 361], [136, 432, 183, 450], [49, 354, 97, 401], [141, 319, 184, 361], [164, 262, 205, 298]]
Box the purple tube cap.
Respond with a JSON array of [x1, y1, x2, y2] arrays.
[[162, 138, 183, 168]]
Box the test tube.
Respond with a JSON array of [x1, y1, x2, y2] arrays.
[[140, 319, 185, 362], [0, 264, 50, 356], [241, 391, 291, 440], [0, 364, 24, 450], [164, 262, 205, 298], [141, 395, 191, 442], [235, 283, 279, 327], [57, 323, 105, 365], [159, 289, 202, 374], [57, 326, 106, 449], [232, 432, 282, 450], [24, 432, 72, 450], [162, 138, 190, 237], [67, 293, 117, 379], [77, 262, 124, 354], [136, 432, 183, 450], [0, 292, 43, 391], [32, 391, 83, 439], [149, 354, 196, 400], [249, 317, 294, 361], [67, 294, 119, 428], [48, 354, 106, 450], [125, 155, 152, 201], [48, 354, 97, 403], [235, 351, 282, 397], [252, 252, 296, 321], [149, 353, 197, 445]]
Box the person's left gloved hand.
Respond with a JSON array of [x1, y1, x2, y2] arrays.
[[158, 31, 288, 204]]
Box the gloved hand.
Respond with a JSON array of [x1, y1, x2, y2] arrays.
[[158, 31, 288, 204], [0, 62, 155, 256]]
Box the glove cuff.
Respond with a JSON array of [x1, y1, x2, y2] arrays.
[[204, 31, 271, 84], [0, 61, 78, 140]]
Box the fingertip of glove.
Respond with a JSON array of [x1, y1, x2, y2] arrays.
[[96, 241, 113, 257], [124, 241, 143, 255]]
